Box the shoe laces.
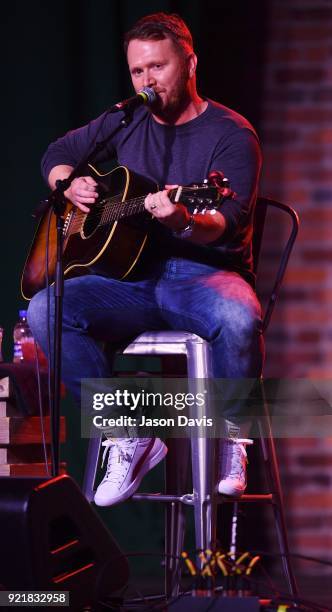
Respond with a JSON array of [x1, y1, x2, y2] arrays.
[[224, 438, 253, 479], [101, 438, 136, 483]]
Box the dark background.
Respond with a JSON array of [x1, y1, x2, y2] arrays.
[[1, 0, 269, 587]]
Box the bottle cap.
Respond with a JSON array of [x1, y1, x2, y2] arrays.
[[19, 309, 27, 318]]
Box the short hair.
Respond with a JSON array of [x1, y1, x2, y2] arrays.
[[124, 12, 194, 58]]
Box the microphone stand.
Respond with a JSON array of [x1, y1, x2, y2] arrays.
[[38, 107, 137, 478]]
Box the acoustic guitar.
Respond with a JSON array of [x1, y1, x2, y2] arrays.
[[21, 164, 228, 300]]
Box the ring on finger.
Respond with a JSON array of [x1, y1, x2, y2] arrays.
[[151, 203, 157, 210]]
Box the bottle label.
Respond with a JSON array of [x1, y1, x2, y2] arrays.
[[13, 341, 23, 362]]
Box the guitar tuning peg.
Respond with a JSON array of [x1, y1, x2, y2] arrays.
[[208, 170, 225, 187]]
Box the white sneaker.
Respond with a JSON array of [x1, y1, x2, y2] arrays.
[[94, 437, 167, 507], [217, 438, 253, 497]]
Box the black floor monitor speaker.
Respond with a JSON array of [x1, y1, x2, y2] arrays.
[[0, 474, 129, 610]]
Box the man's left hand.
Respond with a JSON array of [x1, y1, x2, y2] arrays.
[[144, 186, 190, 231]]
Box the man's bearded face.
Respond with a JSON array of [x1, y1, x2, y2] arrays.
[[127, 37, 191, 118]]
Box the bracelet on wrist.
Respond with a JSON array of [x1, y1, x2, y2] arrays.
[[173, 213, 195, 238]]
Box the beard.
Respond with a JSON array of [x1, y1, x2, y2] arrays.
[[150, 65, 192, 123]]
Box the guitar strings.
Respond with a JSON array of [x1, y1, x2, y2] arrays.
[[64, 186, 212, 237], [67, 193, 148, 236]]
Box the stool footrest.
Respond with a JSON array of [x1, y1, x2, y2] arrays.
[[131, 492, 274, 504], [218, 493, 273, 503], [132, 492, 194, 505]]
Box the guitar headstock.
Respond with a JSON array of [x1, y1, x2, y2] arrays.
[[169, 171, 235, 214]]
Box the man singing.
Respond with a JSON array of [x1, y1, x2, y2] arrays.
[[28, 12, 264, 506]]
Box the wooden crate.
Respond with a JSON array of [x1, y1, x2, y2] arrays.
[[0, 416, 66, 445], [0, 375, 67, 477]]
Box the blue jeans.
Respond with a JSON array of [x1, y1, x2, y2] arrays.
[[27, 258, 264, 420]]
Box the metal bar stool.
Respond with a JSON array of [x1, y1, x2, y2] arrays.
[[83, 332, 217, 595], [82, 197, 299, 598]]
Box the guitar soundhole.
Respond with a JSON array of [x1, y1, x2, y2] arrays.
[[81, 204, 104, 239]]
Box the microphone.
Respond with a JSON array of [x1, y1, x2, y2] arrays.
[[109, 87, 157, 114]]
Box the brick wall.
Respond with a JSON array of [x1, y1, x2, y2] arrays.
[[259, 0, 332, 575]]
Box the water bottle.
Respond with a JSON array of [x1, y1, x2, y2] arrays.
[[13, 310, 33, 363]]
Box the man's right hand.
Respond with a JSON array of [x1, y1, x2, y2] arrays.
[[64, 176, 99, 212]]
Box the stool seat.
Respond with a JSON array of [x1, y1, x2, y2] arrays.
[[126, 330, 206, 343]]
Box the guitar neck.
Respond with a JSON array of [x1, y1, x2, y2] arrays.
[[67, 180, 220, 237], [97, 188, 180, 227]]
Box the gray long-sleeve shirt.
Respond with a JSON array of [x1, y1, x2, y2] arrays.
[[42, 99, 262, 283]]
